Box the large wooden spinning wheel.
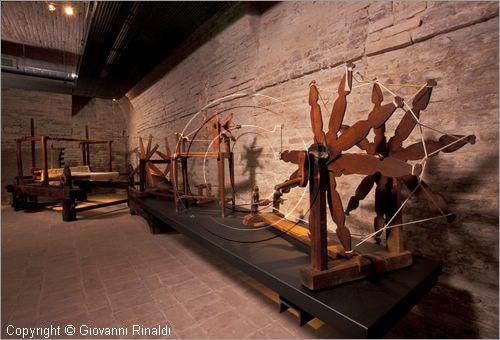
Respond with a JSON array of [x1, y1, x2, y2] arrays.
[[259, 62, 475, 290]]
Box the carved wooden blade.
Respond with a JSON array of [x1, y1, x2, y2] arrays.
[[146, 162, 164, 177], [309, 81, 326, 145], [325, 63, 355, 146], [412, 79, 436, 110], [389, 80, 436, 152], [345, 174, 375, 215], [392, 134, 476, 161], [155, 146, 172, 178], [339, 124, 371, 152], [333, 97, 403, 156], [139, 136, 145, 158], [372, 83, 383, 106], [328, 153, 421, 178], [144, 144, 159, 162], [156, 150, 170, 161], [327, 173, 351, 252]]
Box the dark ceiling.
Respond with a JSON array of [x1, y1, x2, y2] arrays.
[[75, 1, 230, 99], [1, 1, 276, 102]]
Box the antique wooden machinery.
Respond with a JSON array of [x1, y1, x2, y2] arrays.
[[172, 112, 241, 217], [129, 135, 174, 199], [246, 63, 475, 290], [6, 119, 130, 221]]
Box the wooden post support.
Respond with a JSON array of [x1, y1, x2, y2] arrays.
[[85, 125, 90, 166], [387, 179, 404, 253], [41, 136, 49, 185], [218, 124, 225, 218], [139, 159, 146, 192], [62, 199, 77, 221], [172, 156, 179, 212], [30, 118, 36, 170], [127, 163, 135, 188], [16, 139, 24, 184], [227, 139, 236, 212], [308, 145, 328, 271], [108, 140, 113, 172]]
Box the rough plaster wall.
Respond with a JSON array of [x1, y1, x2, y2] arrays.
[[127, 2, 498, 337], [1, 87, 129, 202]]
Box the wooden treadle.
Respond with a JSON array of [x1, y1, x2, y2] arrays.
[[258, 213, 344, 259]]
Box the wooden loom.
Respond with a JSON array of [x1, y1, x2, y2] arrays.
[[6, 119, 130, 221], [245, 63, 475, 290]]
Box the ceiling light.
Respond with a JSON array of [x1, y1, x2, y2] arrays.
[[64, 6, 74, 16], [48, 3, 56, 11]]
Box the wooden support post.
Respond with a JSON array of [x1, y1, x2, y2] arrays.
[[85, 125, 90, 166], [387, 179, 404, 253], [62, 199, 77, 221], [181, 158, 189, 197], [227, 140, 236, 212], [216, 123, 225, 217], [308, 145, 328, 271], [107, 141, 113, 171], [16, 139, 24, 185], [139, 159, 146, 192], [172, 156, 179, 212], [30, 118, 36, 169], [41, 136, 49, 185], [127, 163, 135, 188]]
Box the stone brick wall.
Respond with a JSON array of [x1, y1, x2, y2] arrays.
[[126, 2, 498, 337], [1, 86, 129, 201]]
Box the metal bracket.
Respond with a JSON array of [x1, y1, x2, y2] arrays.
[[279, 296, 314, 326]]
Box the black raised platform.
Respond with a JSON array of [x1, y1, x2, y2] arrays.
[[130, 196, 441, 338]]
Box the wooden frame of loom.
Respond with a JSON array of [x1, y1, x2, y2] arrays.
[[5, 119, 131, 221]]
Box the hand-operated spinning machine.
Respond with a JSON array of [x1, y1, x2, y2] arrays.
[[246, 62, 475, 290]]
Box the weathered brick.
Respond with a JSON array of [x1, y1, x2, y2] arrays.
[[366, 30, 412, 56], [381, 15, 422, 38], [393, 1, 427, 22], [367, 13, 395, 33], [411, 1, 499, 42]]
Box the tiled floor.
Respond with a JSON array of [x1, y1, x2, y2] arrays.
[[1, 203, 349, 339]]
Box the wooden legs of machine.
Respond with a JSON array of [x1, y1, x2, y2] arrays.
[[299, 145, 412, 290], [172, 133, 236, 217]]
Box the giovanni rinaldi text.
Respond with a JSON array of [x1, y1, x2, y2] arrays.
[[6, 324, 172, 338]]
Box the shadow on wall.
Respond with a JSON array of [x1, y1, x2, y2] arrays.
[[405, 155, 499, 282], [236, 135, 264, 195], [398, 154, 499, 338]]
